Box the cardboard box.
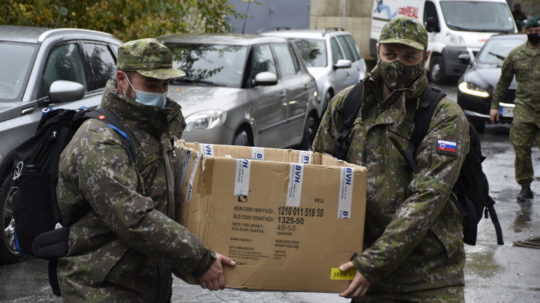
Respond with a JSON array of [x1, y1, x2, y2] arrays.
[[175, 141, 367, 292]]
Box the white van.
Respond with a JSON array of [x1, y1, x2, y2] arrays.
[[370, 0, 517, 83]]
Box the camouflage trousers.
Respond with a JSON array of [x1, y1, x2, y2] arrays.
[[510, 105, 540, 185], [351, 286, 464, 303]]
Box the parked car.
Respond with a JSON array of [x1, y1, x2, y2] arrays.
[[0, 26, 121, 264], [261, 28, 366, 118], [457, 34, 526, 132], [159, 34, 319, 149]]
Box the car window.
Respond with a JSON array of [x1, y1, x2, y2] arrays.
[[82, 43, 116, 91], [249, 44, 277, 81], [293, 38, 327, 68], [168, 43, 249, 88], [477, 37, 527, 65], [271, 43, 298, 78], [336, 36, 354, 62], [40, 43, 87, 98], [330, 37, 344, 65], [343, 35, 361, 61], [0, 42, 37, 101]]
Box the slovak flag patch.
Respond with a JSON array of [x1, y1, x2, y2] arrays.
[[437, 140, 458, 154]]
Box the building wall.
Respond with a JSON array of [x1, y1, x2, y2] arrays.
[[310, 0, 374, 58], [228, 0, 310, 34]]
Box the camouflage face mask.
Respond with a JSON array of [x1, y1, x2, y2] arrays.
[[378, 60, 424, 91]]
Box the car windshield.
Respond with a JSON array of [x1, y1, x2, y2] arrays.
[[167, 43, 248, 88], [440, 1, 515, 32], [0, 42, 37, 101], [293, 38, 327, 68], [477, 36, 526, 65]]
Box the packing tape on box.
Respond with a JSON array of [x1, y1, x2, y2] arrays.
[[287, 163, 304, 207], [251, 147, 265, 160], [186, 153, 202, 201], [298, 151, 313, 164], [201, 143, 214, 156], [234, 159, 251, 200], [338, 167, 354, 219]]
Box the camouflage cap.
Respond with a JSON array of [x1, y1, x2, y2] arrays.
[[118, 38, 185, 80], [524, 15, 540, 29], [379, 17, 428, 50]]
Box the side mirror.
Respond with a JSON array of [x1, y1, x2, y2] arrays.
[[334, 59, 352, 69], [48, 80, 85, 103], [254, 72, 278, 86], [458, 53, 471, 64], [425, 17, 440, 33]]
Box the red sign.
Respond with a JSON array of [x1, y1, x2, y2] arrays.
[[398, 7, 419, 19]]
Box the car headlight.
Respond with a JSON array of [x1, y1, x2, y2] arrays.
[[446, 33, 466, 46], [458, 82, 490, 98], [185, 110, 227, 132]]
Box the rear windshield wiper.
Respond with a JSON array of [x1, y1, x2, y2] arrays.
[[169, 78, 217, 86], [488, 51, 506, 61]]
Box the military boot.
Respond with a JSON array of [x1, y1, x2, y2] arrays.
[[517, 184, 533, 202]]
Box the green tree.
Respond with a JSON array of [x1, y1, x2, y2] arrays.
[[0, 0, 238, 41]]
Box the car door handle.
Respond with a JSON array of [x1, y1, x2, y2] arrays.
[[21, 107, 36, 115]]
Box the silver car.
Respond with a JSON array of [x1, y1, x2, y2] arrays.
[[160, 34, 319, 148], [0, 26, 121, 264], [261, 29, 366, 118]]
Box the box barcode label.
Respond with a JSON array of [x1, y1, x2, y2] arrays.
[[234, 159, 251, 197], [329, 267, 356, 281], [298, 151, 313, 164], [251, 147, 265, 160], [201, 144, 214, 156], [338, 167, 354, 219], [286, 164, 304, 207]]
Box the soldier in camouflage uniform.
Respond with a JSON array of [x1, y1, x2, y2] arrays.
[[490, 16, 540, 202], [56, 38, 235, 302], [312, 17, 470, 302]]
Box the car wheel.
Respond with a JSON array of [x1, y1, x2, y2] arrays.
[[232, 128, 252, 146], [300, 113, 319, 150], [0, 175, 23, 264], [468, 117, 485, 133], [429, 55, 448, 84]]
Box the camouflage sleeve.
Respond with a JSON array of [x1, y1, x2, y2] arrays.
[[74, 120, 214, 278], [491, 49, 516, 109], [311, 86, 354, 154], [352, 99, 470, 283]]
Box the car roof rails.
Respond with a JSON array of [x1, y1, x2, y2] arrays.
[[323, 27, 346, 35]]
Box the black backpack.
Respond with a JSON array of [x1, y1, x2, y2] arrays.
[[335, 81, 504, 246], [3, 107, 137, 295]]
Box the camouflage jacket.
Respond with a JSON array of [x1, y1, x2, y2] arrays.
[[492, 43, 540, 112], [56, 80, 215, 302], [312, 72, 469, 293]]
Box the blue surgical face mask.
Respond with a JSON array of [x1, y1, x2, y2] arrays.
[[126, 76, 167, 108]]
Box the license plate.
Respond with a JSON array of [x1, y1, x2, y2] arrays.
[[499, 106, 514, 118]]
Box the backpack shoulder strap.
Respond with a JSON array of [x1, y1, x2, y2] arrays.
[[83, 109, 139, 164], [335, 81, 364, 160], [404, 85, 447, 171]]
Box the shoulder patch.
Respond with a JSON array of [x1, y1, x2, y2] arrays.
[[436, 139, 458, 156]]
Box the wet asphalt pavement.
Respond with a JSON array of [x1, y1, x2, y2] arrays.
[[1, 85, 539, 302]]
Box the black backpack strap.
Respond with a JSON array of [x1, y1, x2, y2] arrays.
[[335, 81, 364, 160], [404, 85, 447, 171], [487, 197, 504, 245]]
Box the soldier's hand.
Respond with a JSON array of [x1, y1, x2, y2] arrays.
[[339, 261, 370, 298], [199, 253, 236, 290], [489, 109, 499, 123]]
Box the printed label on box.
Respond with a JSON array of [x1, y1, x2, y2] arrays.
[[298, 151, 313, 164], [329, 267, 356, 281], [251, 147, 265, 160], [234, 159, 251, 198], [338, 167, 354, 219], [186, 153, 202, 201], [287, 164, 304, 207], [201, 144, 214, 156]]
